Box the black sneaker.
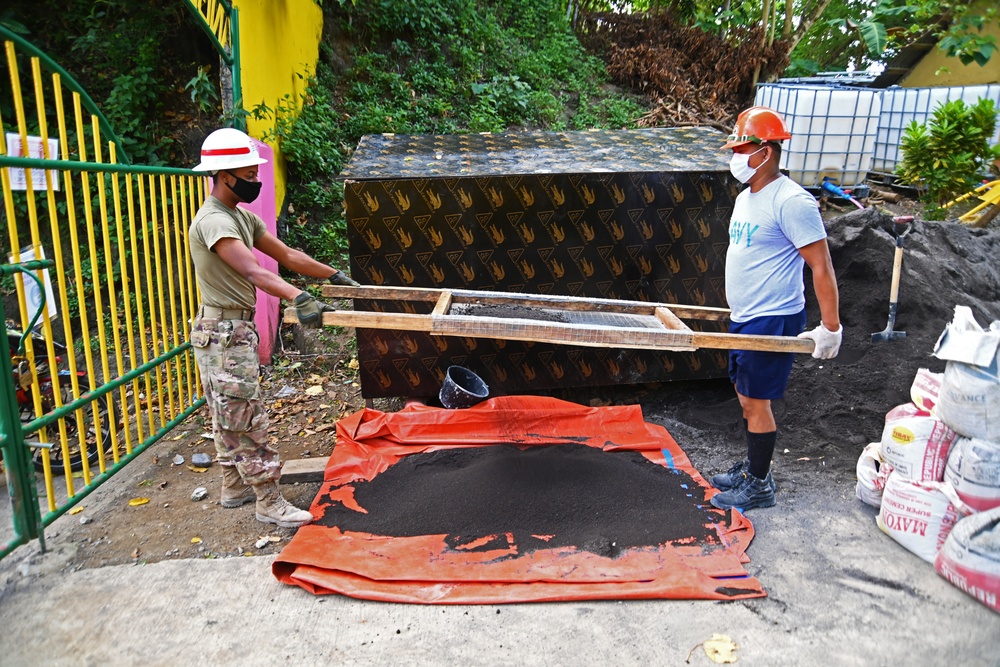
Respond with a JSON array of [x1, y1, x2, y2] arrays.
[[711, 460, 777, 493], [710, 460, 749, 490], [710, 471, 777, 511]]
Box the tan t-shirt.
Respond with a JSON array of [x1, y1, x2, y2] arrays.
[[189, 195, 266, 310]]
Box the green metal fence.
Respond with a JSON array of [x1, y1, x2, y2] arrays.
[[0, 27, 207, 559]]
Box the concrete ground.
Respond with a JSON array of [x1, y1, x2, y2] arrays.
[[1, 467, 998, 667]]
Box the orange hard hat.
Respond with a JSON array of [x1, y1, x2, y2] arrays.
[[721, 106, 792, 150]]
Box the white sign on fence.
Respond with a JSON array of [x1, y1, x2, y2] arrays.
[[8, 245, 58, 324], [5, 133, 60, 191]]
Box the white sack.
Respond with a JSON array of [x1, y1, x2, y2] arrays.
[[857, 442, 893, 508], [945, 437, 1000, 512], [933, 305, 1000, 442], [935, 506, 1000, 614], [880, 403, 957, 482], [910, 367, 942, 414], [877, 472, 968, 563]]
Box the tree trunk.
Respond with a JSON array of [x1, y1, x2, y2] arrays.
[[783, 0, 793, 39], [753, 0, 772, 89], [769, 0, 778, 46], [220, 54, 234, 118], [760, 0, 772, 46], [788, 0, 836, 52]]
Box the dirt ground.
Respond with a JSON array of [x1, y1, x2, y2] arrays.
[[24, 195, 1000, 575], [35, 337, 368, 569]]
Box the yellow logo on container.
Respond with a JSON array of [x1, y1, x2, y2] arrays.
[[891, 427, 916, 444]]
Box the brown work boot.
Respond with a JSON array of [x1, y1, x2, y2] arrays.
[[253, 481, 314, 528], [220, 465, 256, 508]]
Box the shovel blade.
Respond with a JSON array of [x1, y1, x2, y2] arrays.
[[871, 329, 906, 343]]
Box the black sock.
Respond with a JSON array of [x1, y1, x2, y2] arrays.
[[747, 430, 776, 479], [742, 419, 749, 460]]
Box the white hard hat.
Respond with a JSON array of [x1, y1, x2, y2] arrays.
[[193, 128, 268, 172]]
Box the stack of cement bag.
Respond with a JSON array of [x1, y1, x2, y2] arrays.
[[856, 306, 999, 614]]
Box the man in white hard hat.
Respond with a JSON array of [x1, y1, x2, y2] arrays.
[[189, 127, 359, 528]]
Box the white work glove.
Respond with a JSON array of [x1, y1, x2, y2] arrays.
[[798, 323, 843, 359]]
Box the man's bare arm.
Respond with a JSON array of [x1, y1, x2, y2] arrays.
[[799, 239, 840, 332]]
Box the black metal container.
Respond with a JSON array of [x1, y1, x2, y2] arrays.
[[341, 127, 738, 399]]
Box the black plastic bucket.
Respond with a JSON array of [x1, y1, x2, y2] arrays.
[[439, 365, 490, 409]]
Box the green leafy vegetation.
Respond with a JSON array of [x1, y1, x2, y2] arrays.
[[260, 1, 646, 264], [186, 67, 220, 115], [787, 0, 997, 76], [895, 98, 1000, 215]]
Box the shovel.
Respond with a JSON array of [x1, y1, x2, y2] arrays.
[[872, 217, 913, 343]]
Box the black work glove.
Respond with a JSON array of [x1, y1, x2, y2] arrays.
[[293, 292, 336, 328], [328, 270, 361, 287]]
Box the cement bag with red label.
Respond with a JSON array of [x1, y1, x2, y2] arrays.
[[857, 442, 893, 508], [880, 403, 957, 482], [933, 306, 1000, 442], [935, 506, 1000, 614], [944, 437, 1000, 512], [877, 472, 969, 563], [910, 368, 942, 414]]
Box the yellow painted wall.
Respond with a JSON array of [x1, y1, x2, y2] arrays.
[[233, 0, 323, 217], [902, 7, 1000, 87]]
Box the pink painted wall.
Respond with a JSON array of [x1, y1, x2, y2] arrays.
[[237, 138, 280, 365]]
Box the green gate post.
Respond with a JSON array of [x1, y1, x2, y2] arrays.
[[230, 5, 244, 131], [0, 261, 52, 556]]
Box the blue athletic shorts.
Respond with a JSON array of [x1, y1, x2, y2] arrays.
[[728, 309, 807, 400]]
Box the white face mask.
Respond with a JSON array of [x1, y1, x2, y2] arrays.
[[729, 146, 767, 183]]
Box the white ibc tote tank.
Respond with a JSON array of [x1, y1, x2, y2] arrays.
[[872, 84, 1000, 176], [755, 84, 881, 188]]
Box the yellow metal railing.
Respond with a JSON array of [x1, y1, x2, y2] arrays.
[[184, 0, 233, 53], [182, 0, 243, 129], [1, 32, 206, 539]]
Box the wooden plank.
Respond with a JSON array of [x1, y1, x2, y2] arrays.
[[279, 457, 326, 484], [654, 307, 692, 332], [431, 314, 697, 351], [667, 305, 729, 321], [283, 308, 434, 331], [321, 284, 730, 320], [321, 284, 444, 302], [691, 331, 814, 354], [431, 290, 453, 316]]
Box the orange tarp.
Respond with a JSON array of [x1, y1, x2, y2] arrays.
[[273, 395, 765, 603]]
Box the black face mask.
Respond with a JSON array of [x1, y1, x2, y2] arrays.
[[224, 171, 262, 203]]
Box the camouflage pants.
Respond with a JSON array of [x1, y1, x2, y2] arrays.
[[190, 317, 280, 485]]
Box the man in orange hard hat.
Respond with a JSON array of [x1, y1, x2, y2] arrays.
[[189, 127, 360, 528], [710, 106, 842, 512]]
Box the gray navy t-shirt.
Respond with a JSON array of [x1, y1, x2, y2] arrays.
[[724, 175, 826, 323]]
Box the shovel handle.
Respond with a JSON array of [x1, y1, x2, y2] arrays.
[[889, 245, 904, 302]]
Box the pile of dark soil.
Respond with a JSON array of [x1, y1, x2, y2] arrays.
[[802, 208, 1000, 440], [317, 444, 717, 558]]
